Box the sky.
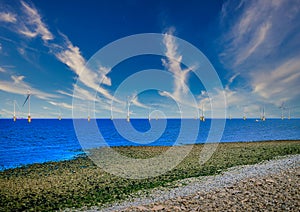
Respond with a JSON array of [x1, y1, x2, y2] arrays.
[[0, 0, 300, 119]]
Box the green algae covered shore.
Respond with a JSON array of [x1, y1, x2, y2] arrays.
[[1, 140, 300, 211]]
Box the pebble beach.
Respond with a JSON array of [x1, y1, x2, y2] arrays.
[[99, 155, 300, 211]]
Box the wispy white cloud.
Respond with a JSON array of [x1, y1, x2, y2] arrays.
[[48, 101, 73, 110], [58, 85, 102, 104], [17, 47, 25, 55], [0, 67, 6, 73], [72, 84, 98, 102], [0, 75, 58, 100], [128, 92, 149, 109], [52, 33, 115, 102], [220, 0, 281, 67], [228, 72, 239, 84], [18, 1, 53, 41], [219, 0, 300, 115], [56, 89, 74, 98], [234, 22, 271, 66], [0, 1, 52, 42], [158, 90, 197, 112], [0, 2, 54, 69], [252, 57, 300, 103], [159, 27, 199, 116], [161, 28, 192, 100], [0, 12, 17, 23], [160, 28, 205, 117]]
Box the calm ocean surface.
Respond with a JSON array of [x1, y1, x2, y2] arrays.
[[1, 118, 300, 170]]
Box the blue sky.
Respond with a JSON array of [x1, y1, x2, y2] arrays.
[[0, 0, 299, 118]]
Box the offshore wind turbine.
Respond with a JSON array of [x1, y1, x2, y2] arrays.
[[110, 103, 113, 120], [261, 106, 266, 121], [200, 104, 205, 122], [243, 111, 246, 120], [242, 106, 247, 120], [148, 106, 151, 121], [22, 90, 31, 123], [58, 107, 62, 120], [13, 100, 16, 122], [155, 104, 159, 120], [285, 104, 299, 120], [87, 103, 90, 122], [126, 96, 130, 122], [286, 105, 300, 119], [279, 102, 285, 120], [286, 104, 292, 120], [228, 107, 232, 120]]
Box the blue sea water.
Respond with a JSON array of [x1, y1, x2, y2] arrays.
[[0, 118, 300, 170]]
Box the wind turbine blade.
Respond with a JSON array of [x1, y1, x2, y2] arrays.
[[22, 94, 30, 107]]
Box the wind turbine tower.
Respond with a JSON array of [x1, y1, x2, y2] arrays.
[[13, 100, 16, 122], [88, 104, 90, 122], [200, 104, 205, 122], [261, 106, 266, 121], [126, 96, 130, 122], [242, 106, 246, 120]]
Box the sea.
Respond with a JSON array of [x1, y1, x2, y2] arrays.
[[0, 118, 300, 170]]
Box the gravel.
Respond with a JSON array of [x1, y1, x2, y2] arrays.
[[86, 154, 300, 211]]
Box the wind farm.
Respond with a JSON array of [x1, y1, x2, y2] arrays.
[[6, 95, 300, 121]]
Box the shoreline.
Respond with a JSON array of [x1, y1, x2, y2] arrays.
[[1, 139, 300, 172]]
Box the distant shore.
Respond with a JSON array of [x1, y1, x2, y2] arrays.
[[0, 140, 300, 211]]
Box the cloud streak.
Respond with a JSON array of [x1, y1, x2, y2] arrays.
[[161, 28, 191, 100], [0, 67, 6, 73], [0, 1, 53, 42], [0, 12, 17, 23], [51, 32, 115, 103], [127, 91, 150, 110], [0, 75, 58, 100], [48, 101, 73, 110], [18, 1, 53, 41], [252, 57, 300, 103]]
